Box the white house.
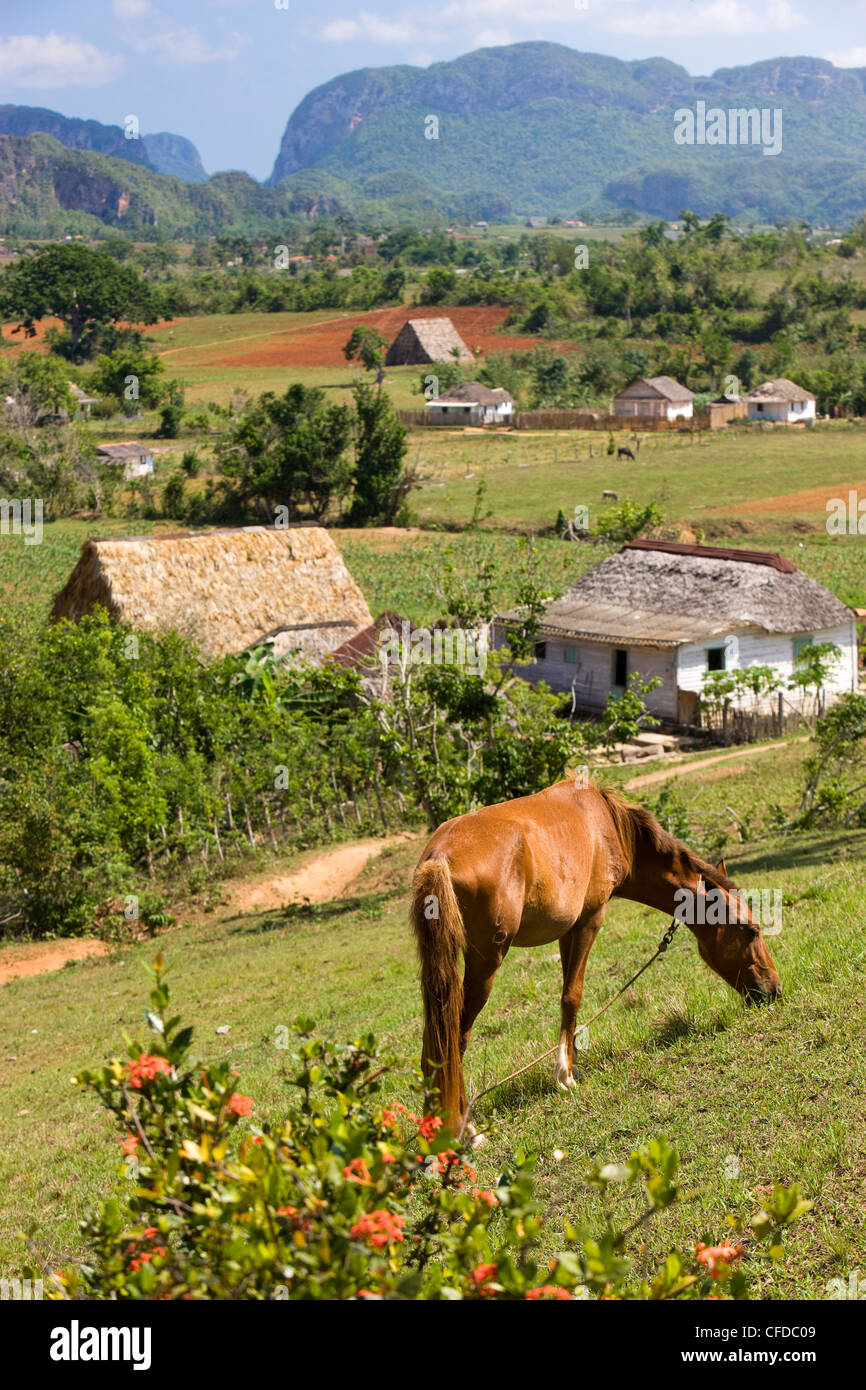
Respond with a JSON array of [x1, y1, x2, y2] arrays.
[[97, 443, 155, 480], [493, 540, 857, 724], [613, 377, 694, 422], [745, 378, 816, 424], [426, 382, 514, 426]]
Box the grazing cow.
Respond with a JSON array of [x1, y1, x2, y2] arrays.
[[602, 489, 618, 501], [617, 446, 635, 460]]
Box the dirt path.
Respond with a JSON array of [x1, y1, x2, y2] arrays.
[[0, 939, 110, 986], [211, 833, 419, 918], [625, 738, 808, 791], [0, 833, 419, 986]]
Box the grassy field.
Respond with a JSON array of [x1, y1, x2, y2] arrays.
[[1, 739, 863, 1297]]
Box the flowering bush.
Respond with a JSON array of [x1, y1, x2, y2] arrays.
[[46, 958, 809, 1301]]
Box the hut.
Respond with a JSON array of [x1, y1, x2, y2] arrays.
[[97, 443, 155, 479], [426, 382, 514, 425], [492, 540, 857, 723], [68, 382, 100, 419], [613, 377, 694, 421], [51, 526, 373, 663], [385, 317, 473, 366], [744, 379, 816, 424]]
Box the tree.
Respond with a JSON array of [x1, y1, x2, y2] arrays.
[[217, 383, 353, 521], [0, 351, 74, 427], [348, 381, 409, 526], [343, 326, 388, 390], [0, 244, 160, 350], [91, 347, 167, 413]]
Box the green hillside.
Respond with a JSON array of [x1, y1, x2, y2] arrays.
[[269, 43, 866, 223]]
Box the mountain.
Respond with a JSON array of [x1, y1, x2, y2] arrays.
[[268, 43, 866, 223], [0, 105, 207, 185], [141, 132, 208, 184]]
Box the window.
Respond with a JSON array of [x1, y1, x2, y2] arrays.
[[613, 649, 627, 688], [756, 402, 764, 412], [534, 641, 547, 661], [707, 646, 726, 672], [793, 635, 813, 661], [564, 645, 579, 664]]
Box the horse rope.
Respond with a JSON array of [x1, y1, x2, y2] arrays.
[[460, 918, 680, 1135]]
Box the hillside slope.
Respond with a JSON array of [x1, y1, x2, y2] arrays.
[[269, 43, 866, 222]]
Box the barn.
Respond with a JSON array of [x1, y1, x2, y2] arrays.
[[384, 317, 473, 366], [613, 377, 694, 421], [493, 540, 857, 724], [51, 526, 373, 662]]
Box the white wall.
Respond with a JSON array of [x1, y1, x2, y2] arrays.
[[676, 622, 857, 711], [747, 399, 816, 423], [666, 401, 693, 421], [491, 627, 679, 717]]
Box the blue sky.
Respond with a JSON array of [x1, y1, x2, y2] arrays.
[[2, 1, 865, 179]]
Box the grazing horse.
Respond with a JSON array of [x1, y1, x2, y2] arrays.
[[617, 446, 636, 460], [410, 781, 780, 1132]]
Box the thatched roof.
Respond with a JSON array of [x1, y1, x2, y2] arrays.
[[385, 317, 473, 366], [615, 376, 694, 403], [745, 378, 815, 403], [51, 526, 373, 662], [428, 382, 513, 406], [69, 382, 100, 405], [497, 541, 851, 648], [97, 443, 152, 461]]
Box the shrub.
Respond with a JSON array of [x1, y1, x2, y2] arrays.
[[43, 959, 811, 1301]]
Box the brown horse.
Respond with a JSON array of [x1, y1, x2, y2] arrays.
[[410, 780, 781, 1133]]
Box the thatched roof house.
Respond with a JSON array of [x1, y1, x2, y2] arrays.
[[494, 540, 856, 723], [51, 526, 373, 663], [745, 378, 816, 423], [385, 317, 473, 366], [613, 377, 694, 422], [426, 382, 514, 425], [97, 443, 155, 479]]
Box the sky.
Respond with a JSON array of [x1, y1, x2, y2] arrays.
[[2, 0, 866, 180]]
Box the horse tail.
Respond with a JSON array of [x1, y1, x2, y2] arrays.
[[410, 857, 466, 1129]]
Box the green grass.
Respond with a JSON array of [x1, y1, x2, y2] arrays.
[[1, 741, 863, 1296]]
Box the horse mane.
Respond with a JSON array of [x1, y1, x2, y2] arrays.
[[596, 786, 736, 891]]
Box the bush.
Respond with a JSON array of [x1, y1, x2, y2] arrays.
[[156, 403, 184, 439], [44, 960, 811, 1301]]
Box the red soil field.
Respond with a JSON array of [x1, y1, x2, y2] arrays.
[[188, 305, 576, 369]]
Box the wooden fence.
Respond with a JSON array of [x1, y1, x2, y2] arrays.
[[397, 408, 712, 432]]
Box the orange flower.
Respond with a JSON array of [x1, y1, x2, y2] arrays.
[[350, 1210, 406, 1249], [227, 1092, 253, 1117], [119, 1133, 139, 1157], [126, 1054, 171, 1089], [471, 1189, 498, 1207], [469, 1263, 499, 1297], [343, 1157, 373, 1185], [417, 1114, 443, 1141], [695, 1240, 746, 1278], [525, 1285, 571, 1300]]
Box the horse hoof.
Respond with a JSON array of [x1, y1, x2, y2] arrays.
[[554, 1069, 577, 1091]]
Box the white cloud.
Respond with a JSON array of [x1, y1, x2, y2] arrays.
[[826, 46, 866, 66], [132, 27, 250, 64], [472, 27, 516, 48], [112, 0, 151, 18], [321, 20, 361, 42], [0, 32, 123, 88], [607, 0, 804, 38], [320, 12, 412, 43]]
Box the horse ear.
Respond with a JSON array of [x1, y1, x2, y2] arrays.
[[716, 858, 727, 876]]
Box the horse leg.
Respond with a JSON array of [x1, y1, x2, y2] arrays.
[[458, 931, 512, 1146], [553, 905, 606, 1090]]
